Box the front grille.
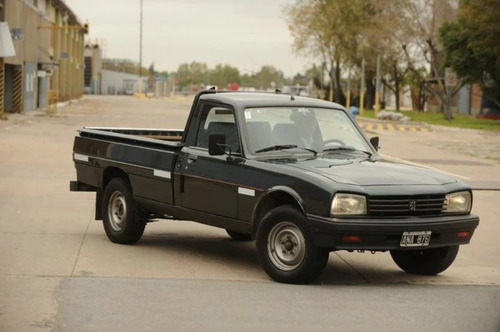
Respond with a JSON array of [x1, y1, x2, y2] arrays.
[[368, 195, 446, 217]]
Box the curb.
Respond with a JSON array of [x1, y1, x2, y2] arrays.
[[0, 98, 84, 122], [355, 117, 432, 132], [355, 116, 499, 135]]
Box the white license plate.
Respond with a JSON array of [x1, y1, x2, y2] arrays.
[[400, 231, 431, 247]]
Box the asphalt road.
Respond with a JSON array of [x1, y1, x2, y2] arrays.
[[0, 95, 499, 332]]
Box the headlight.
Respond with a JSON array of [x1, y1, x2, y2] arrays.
[[331, 194, 367, 216], [444, 191, 471, 213]]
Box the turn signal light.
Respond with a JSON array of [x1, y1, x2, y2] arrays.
[[457, 231, 470, 238], [342, 235, 362, 243]]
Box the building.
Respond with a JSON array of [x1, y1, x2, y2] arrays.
[[0, 0, 86, 117], [83, 42, 101, 94], [100, 69, 147, 95]]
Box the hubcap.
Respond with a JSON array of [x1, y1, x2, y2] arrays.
[[108, 191, 127, 231], [267, 221, 306, 271]]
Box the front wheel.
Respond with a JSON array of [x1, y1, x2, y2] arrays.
[[102, 177, 146, 244], [256, 205, 329, 284], [390, 245, 459, 275]]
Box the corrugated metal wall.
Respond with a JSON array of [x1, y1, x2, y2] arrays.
[[2, 0, 84, 112], [4, 0, 24, 66], [0, 1, 5, 116]]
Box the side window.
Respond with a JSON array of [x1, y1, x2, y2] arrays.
[[195, 105, 240, 153]]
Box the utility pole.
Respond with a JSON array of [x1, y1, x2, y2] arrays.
[[444, 67, 457, 121], [360, 59, 365, 115], [375, 55, 381, 116], [137, 0, 143, 96], [346, 67, 351, 109]]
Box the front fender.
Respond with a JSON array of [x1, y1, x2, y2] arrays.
[[251, 186, 305, 235]]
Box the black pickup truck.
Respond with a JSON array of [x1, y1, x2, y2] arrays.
[[70, 90, 479, 284]]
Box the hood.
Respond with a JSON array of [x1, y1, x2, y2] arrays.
[[278, 157, 456, 187]]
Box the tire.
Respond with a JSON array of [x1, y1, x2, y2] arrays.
[[256, 205, 329, 284], [226, 230, 253, 241], [390, 245, 459, 275], [102, 177, 146, 244]]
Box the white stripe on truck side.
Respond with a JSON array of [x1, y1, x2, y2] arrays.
[[74, 153, 89, 162], [153, 169, 171, 179], [238, 187, 255, 197]]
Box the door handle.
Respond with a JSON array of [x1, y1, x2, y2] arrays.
[[187, 155, 198, 164]]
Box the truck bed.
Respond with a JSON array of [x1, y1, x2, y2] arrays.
[[72, 127, 184, 206], [78, 127, 184, 147]]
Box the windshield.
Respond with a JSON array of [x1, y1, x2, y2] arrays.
[[242, 107, 371, 156]]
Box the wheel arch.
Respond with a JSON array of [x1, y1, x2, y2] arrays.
[[252, 186, 304, 236], [102, 166, 130, 189], [95, 167, 130, 220]]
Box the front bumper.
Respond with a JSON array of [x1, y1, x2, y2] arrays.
[[307, 213, 479, 251]]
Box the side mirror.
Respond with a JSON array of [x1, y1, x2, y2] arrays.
[[370, 136, 380, 151], [208, 133, 226, 156]]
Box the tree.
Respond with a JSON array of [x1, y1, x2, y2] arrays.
[[172, 63, 286, 91], [175, 62, 208, 88], [305, 65, 324, 93], [407, 66, 429, 111], [239, 73, 256, 88], [402, 0, 460, 118], [284, 0, 411, 108], [254, 66, 285, 90], [208, 64, 240, 88], [440, 0, 500, 107], [102, 58, 147, 75], [148, 62, 155, 76], [284, 0, 361, 103], [366, 0, 413, 111]]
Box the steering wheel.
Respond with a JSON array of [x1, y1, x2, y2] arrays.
[[323, 138, 346, 146]]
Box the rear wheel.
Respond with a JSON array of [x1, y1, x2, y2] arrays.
[[256, 205, 329, 284], [102, 178, 146, 244], [390, 245, 459, 275]]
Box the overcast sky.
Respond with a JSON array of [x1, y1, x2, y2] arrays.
[[63, 0, 312, 76]]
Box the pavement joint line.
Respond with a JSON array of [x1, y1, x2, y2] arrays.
[[70, 207, 95, 277], [333, 252, 370, 284]]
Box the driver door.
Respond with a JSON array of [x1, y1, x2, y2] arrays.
[[179, 103, 242, 218]]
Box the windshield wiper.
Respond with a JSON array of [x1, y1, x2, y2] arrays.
[[255, 145, 317, 156], [255, 145, 298, 153], [322, 146, 372, 157]]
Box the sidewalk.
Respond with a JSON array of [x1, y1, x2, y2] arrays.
[[357, 114, 500, 191], [0, 98, 85, 130], [356, 115, 500, 135]]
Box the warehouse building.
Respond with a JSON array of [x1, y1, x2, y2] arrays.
[[0, 0, 85, 117]]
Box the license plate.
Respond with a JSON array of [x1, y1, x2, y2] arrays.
[[400, 231, 431, 247]]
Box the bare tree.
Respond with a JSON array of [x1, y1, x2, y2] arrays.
[[372, 0, 413, 110], [285, 0, 412, 109], [403, 0, 462, 118], [284, 0, 365, 103]]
